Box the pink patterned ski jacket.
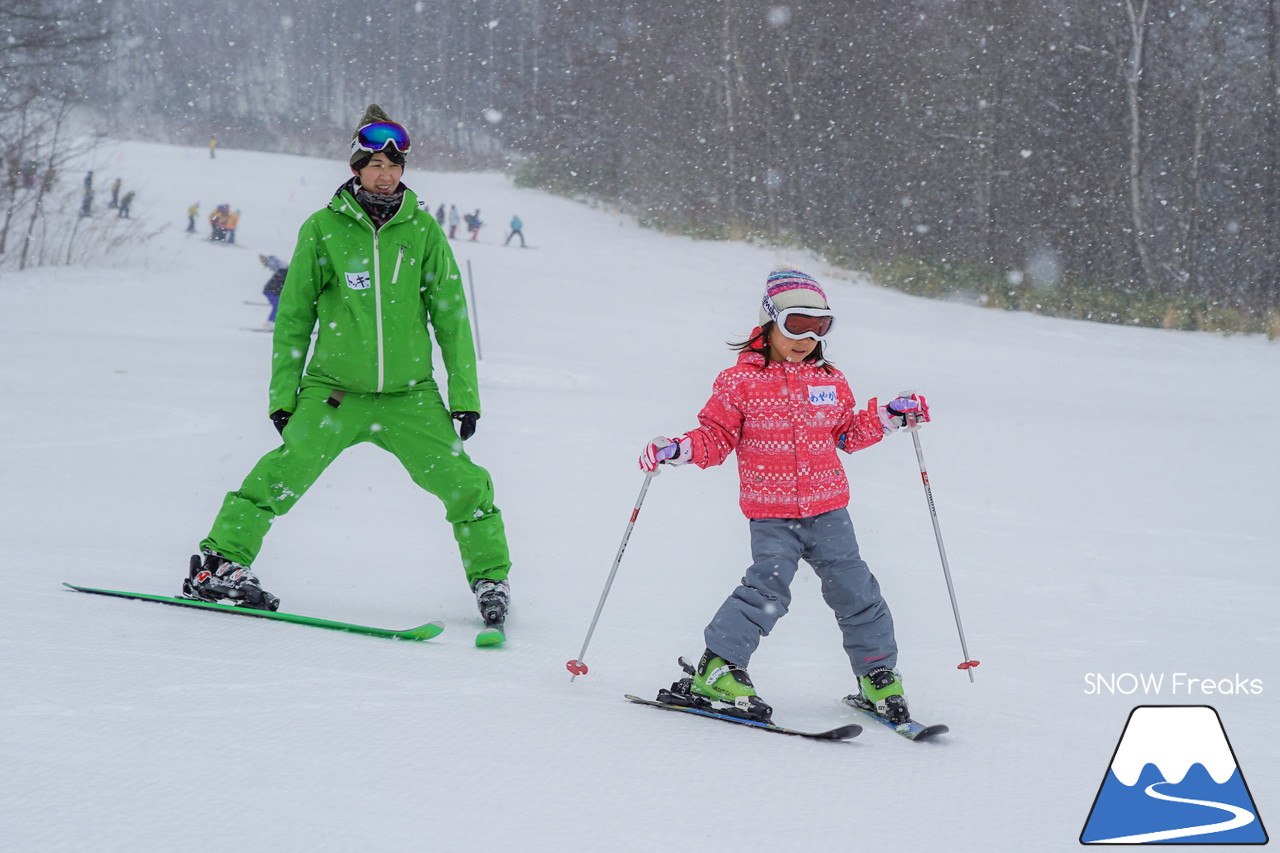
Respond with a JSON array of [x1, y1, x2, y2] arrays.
[[683, 345, 884, 519]]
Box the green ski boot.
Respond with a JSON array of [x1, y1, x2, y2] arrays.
[[688, 649, 773, 722], [853, 667, 910, 724]]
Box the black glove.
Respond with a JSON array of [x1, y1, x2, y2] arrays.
[[452, 410, 479, 441], [270, 409, 292, 435]]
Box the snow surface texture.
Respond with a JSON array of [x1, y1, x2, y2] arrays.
[[1, 141, 1276, 852]]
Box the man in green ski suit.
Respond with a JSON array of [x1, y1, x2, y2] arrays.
[[184, 105, 511, 627]]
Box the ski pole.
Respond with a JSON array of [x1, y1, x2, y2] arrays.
[[900, 392, 979, 682], [567, 472, 657, 681], [466, 259, 483, 361]]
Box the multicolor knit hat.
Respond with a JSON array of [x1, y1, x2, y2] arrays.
[[350, 103, 406, 167], [759, 269, 829, 326]]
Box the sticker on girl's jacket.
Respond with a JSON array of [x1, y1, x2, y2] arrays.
[[808, 386, 837, 405], [345, 271, 372, 290]]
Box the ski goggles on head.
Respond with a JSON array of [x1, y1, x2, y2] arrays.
[[352, 121, 412, 156], [763, 299, 836, 341]]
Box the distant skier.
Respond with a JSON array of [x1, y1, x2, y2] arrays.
[[209, 204, 229, 242], [186, 202, 199, 233], [448, 204, 460, 239], [465, 208, 482, 241], [434, 203, 446, 226], [79, 171, 93, 217], [636, 269, 931, 726], [108, 178, 121, 209], [504, 214, 526, 247], [117, 190, 134, 218], [258, 253, 288, 330]]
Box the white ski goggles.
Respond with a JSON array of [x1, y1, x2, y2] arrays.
[[762, 299, 836, 341]]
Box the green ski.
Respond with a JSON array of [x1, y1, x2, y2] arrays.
[[62, 582, 444, 641], [475, 625, 506, 647]]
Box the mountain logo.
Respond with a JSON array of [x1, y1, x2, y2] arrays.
[[1080, 705, 1267, 845]]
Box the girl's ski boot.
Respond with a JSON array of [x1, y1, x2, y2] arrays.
[[657, 649, 773, 723]]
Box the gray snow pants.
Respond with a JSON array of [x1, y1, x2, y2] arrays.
[[703, 507, 897, 677]]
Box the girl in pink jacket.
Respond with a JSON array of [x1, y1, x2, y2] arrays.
[[638, 269, 930, 725]]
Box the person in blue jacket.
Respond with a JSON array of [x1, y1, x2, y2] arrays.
[[504, 214, 526, 247]]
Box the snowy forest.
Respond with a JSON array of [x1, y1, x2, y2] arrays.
[[5, 0, 1280, 330]]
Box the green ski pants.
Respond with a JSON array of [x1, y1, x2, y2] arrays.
[[202, 384, 510, 586]]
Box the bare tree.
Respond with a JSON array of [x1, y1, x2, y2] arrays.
[[1119, 0, 1153, 290], [0, 0, 109, 269], [1263, 0, 1280, 305]]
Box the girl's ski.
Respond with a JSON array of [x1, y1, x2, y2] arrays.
[[625, 695, 861, 741], [62, 582, 444, 641], [841, 695, 949, 741]]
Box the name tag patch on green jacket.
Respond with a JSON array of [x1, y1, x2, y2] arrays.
[[345, 271, 372, 290]]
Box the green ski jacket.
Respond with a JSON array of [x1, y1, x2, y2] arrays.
[[269, 181, 479, 416]]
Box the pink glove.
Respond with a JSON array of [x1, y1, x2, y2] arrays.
[[879, 393, 930, 432], [638, 435, 692, 472]]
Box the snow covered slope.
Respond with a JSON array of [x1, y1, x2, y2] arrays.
[[1, 141, 1276, 852]]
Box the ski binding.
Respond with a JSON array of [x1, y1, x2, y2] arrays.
[[841, 694, 949, 741]]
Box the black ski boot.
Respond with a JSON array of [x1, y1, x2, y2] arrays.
[[182, 552, 280, 611], [472, 579, 509, 628]]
